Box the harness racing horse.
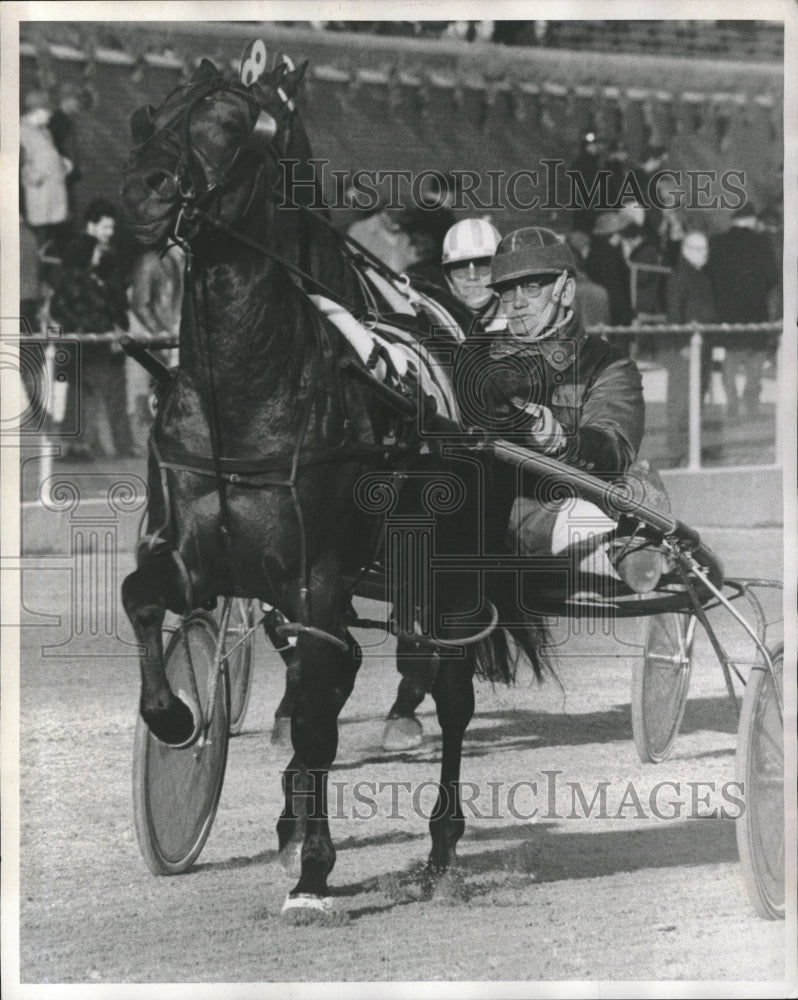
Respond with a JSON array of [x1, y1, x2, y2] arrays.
[[121, 53, 547, 917]]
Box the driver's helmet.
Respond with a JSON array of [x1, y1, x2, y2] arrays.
[[441, 218, 501, 266], [441, 219, 501, 311], [488, 226, 576, 288]]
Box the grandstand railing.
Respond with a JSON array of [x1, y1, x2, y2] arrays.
[[17, 322, 784, 473]]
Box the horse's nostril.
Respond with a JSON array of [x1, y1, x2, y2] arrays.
[[146, 171, 178, 198]]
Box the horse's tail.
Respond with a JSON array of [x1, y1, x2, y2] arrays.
[[473, 575, 553, 685]]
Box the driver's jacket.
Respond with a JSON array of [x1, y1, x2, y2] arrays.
[[456, 312, 644, 479]]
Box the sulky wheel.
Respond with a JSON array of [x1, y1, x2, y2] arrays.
[[736, 643, 784, 920], [224, 599, 255, 736], [632, 612, 696, 763], [132, 611, 230, 875]]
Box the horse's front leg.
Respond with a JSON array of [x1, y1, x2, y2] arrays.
[[424, 648, 475, 901], [277, 628, 362, 919], [122, 553, 194, 746]]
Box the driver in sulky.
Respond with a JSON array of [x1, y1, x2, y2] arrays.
[[383, 226, 666, 751], [468, 226, 668, 583]]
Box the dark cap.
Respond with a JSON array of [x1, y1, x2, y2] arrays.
[[489, 227, 576, 287]]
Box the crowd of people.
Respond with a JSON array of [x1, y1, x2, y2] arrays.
[[20, 86, 780, 470], [19, 86, 183, 459]]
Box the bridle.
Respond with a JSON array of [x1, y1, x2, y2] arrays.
[[129, 73, 294, 247]]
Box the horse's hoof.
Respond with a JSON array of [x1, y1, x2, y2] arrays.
[[271, 715, 291, 746], [382, 715, 423, 751], [280, 893, 347, 925], [143, 689, 201, 748], [431, 868, 470, 905]]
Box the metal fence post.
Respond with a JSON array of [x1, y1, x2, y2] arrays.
[[688, 329, 703, 470]]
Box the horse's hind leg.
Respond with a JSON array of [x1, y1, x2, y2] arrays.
[[382, 637, 435, 750], [424, 649, 476, 901], [122, 554, 194, 746]]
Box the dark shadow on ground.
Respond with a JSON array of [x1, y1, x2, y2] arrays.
[[340, 817, 739, 917]]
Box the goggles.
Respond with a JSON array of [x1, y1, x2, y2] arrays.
[[447, 257, 493, 280], [497, 276, 558, 304]]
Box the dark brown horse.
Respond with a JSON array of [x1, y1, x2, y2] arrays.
[[121, 55, 545, 917]]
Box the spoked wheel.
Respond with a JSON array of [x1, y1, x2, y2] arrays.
[[224, 599, 255, 736], [736, 643, 784, 919], [632, 612, 696, 763], [132, 611, 230, 875]]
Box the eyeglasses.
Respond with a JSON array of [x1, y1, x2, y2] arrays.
[[448, 258, 492, 280], [497, 277, 557, 304]]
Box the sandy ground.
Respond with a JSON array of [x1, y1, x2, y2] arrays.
[[12, 527, 792, 989]]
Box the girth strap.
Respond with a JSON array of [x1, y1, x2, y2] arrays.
[[157, 442, 396, 488]]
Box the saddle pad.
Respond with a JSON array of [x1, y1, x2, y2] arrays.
[[310, 295, 460, 423]]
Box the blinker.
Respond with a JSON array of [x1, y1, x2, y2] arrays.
[[249, 109, 277, 149], [130, 105, 155, 145]]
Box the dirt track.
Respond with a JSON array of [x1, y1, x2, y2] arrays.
[[15, 527, 789, 987]]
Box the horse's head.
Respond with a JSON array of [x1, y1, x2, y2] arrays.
[[122, 50, 307, 248]]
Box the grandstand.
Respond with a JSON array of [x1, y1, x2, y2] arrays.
[[20, 20, 784, 237]]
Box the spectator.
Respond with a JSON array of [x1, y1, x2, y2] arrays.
[[20, 215, 41, 330], [127, 246, 184, 451], [20, 90, 70, 251], [632, 143, 668, 205], [565, 231, 610, 328], [49, 201, 134, 459], [586, 212, 634, 326], [401, 172, 457, 265], [605, 139, 630, 205], [346, 199, 416, 274], [48, 82, 84, 220], [570, 131, 605, 234], [618, 203, 666, 320], [707, 204, 778, 418], [664, 230, 717, 467]]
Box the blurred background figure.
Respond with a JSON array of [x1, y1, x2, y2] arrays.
[[47, 81, 84, 220], [586, 212, 634, 327], [664, 230, 717, 467], [347, 197, 416, 273], [570, 130, 604, 234], [48, 200, 133, 460], [707, 204, 778, 419], [127, 245, 185, 452], [565, 230, 610, 328], [20, 90, 70, 253], [617, 202, 666, 322], [20, 215, 42, 331], [605, 139, 630, 205]]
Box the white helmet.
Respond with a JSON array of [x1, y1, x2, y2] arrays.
[[441, 218, 501, 266]]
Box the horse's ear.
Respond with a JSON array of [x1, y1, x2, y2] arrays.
[[191, 58, 218, 84], [283, 59, 308, 98], [239, 39, 268, 87], [130, 104, 155, 145]]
